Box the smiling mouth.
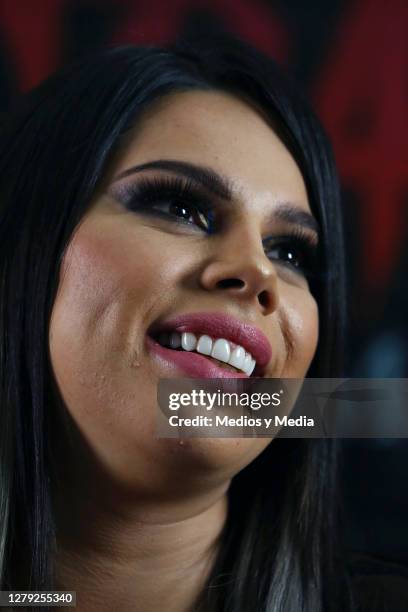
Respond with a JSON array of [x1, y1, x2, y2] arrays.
[[150, 330, 256, 376]]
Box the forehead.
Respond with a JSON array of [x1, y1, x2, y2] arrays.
[[112, 90, 310, 215]]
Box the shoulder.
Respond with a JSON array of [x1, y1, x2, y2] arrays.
[[349, 553, 408, 612]]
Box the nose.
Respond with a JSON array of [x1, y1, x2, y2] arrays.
[[199, 227, 279, 316]]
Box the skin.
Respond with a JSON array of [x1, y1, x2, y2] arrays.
[[49, 90, 319, 611]]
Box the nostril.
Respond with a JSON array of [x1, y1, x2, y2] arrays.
[[216, 278, 245, 289], [258, 289, 270, 308]]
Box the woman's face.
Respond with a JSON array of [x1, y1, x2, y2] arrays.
[[49, 90, 319, 496]]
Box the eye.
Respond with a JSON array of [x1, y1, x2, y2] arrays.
[[113, 176, 216, 234], [267, 243, 304, 268], [152, 200, 213, 232], [263, 232, 318, 276]]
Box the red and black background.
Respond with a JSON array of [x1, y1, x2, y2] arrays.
[[1, 0, 407, 565]]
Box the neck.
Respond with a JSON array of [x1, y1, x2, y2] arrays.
[[54, 480, 229, 612]]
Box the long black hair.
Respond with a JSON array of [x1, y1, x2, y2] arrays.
[[0, 34, 351, 610]]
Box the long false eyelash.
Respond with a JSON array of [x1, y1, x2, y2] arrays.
[[283, 226, 319, 258], [117, 175, 216, 227]]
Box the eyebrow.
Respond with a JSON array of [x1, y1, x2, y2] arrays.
[[113, 159, 320, 235]]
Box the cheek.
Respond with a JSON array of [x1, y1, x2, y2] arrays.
[[49, 221, 159, 378], [279, 288, 319, 377], [48, 220, 171, 480], [49, 217, 180, 369]]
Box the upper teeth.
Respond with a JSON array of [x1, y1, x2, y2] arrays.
[[158, 331, 256, 376]]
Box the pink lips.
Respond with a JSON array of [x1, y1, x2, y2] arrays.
[[147, 311, 272, 378]]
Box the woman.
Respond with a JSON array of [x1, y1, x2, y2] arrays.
[[0, 34, 355, 611]]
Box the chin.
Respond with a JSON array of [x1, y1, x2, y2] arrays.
[[158, 435, 271, 479]]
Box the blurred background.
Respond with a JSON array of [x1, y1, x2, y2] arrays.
[[0, 0, 407, 565]]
